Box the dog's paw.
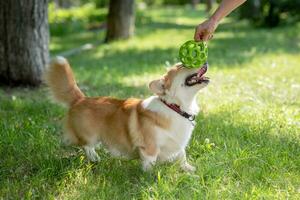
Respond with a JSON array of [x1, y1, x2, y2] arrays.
[[84, 146, 100, 162], [88, 154, 100, 162], [181, 163, 196, 172], [142, 162, 154, 172]]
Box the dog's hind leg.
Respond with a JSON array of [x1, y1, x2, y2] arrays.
[[139, 145, 159, 171]]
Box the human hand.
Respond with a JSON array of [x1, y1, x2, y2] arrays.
[[194, 19, 218, 41]]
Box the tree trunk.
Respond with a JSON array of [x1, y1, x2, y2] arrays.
[[265, 1, 280, 27], [0, 0, 49, 86], [191, 0, 200, 10], [206, 0, 213, 12], [105, 0, 135, 42], [54, 0, 73, 9], [239, 0, 261, 20]]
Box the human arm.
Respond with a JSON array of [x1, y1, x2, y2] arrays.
[[194, 0, 246, 41]]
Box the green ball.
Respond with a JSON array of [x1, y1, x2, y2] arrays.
[[179, 40, 208, 68]]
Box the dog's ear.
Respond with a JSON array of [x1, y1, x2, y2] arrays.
[[149, 78, 165, 95]]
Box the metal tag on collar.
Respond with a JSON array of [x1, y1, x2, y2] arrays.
[[188, 115, 195, 121]]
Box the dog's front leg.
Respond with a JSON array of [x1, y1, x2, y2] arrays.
[[176, 149, 196, 172], [139, 146, 159, 171], [84, 146, 100, 162]]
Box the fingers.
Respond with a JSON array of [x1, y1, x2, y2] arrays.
[[194, 30, 206, 42], [194, 33, 203, 41], [202, 32, 210, 41], [194, 31, 213, 42], [194, 27, 202, 41], [194, 19, 218, 42], [194, 27, 211, 42], [203, 33, 214, 41]]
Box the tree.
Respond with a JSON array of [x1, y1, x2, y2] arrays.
[[238, 0, 300, 27], [0, 0, 49, 86], [191, 0, 200, 10], [206, 0, 213, 12], [105, 0, 135, 42]]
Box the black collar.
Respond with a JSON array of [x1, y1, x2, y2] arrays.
[[160, 99, 196, 122]]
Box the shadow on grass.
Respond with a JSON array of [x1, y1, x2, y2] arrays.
[[0, 96, 299, 198], [73, 47, 177, 75], [140, 21, 196, 30], [0, 96, 154, 198], [50, 31, 104, 55], [190, 109, 300, 184], [148, 5, 208, 19], [71, 23, 298, 79], [208, 21, 299, 66], [62, 108, 300, 198], [50, 9, 299, 73], [80, 80, 150, 98]]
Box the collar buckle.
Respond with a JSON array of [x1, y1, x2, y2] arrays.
[[188, 115, 195, 121], [160, 99, 196, 123]]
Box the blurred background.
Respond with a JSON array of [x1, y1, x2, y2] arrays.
[[0, 0, 300, 86], [0, 0, 299, 86]]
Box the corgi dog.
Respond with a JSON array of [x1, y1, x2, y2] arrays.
[[45, 57, 209, 172]]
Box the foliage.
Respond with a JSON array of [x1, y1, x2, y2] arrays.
[[93, 0, 109, 8], [141, 0, 190, 6], [48, 2, 107, 36], [238, 0, 300, 27], [1, 6, 300, 199], [162, 0, 189, 5]]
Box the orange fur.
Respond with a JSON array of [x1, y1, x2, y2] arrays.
[[44, 57, 84, 106], [45, 57, 170, 159], [163, 64, 184, 89]]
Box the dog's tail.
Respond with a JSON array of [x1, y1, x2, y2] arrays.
[[44, 56, 85, 106]]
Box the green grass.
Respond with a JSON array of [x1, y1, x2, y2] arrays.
[[1, 5, 300, 199]]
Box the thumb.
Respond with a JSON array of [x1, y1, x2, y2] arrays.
[[202, 32, 211, 41]]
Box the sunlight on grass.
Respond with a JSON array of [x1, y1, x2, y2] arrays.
[[1, 5, 299, 200]]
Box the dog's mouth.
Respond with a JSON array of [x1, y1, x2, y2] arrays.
[[185, 63, 210, 86]]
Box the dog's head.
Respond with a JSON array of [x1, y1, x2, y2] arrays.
[[149, 63, 209, 104]]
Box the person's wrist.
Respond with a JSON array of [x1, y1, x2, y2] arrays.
[[210, 10, 222, 23], [209, 16, 219, 26]]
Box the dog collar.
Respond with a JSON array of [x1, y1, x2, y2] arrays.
[[160, 99, 196, 123]]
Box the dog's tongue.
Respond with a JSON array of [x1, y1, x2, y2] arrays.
[[197, 62, 208, 78]]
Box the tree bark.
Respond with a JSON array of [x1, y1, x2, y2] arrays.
[[105, 0, 135, 42], [206, 0, 213, 12], [0, 0, 49, 86], [191, 0, 200, 10], [54, 0, 73, 9], [239, 0, 261, 20]]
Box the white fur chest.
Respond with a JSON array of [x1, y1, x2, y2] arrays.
[[142, 96, 196, 161]]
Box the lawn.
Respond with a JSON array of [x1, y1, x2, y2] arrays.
[[1, 5, 300, 200]]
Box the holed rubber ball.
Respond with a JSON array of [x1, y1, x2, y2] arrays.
[[179, 40, 208, 68]]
